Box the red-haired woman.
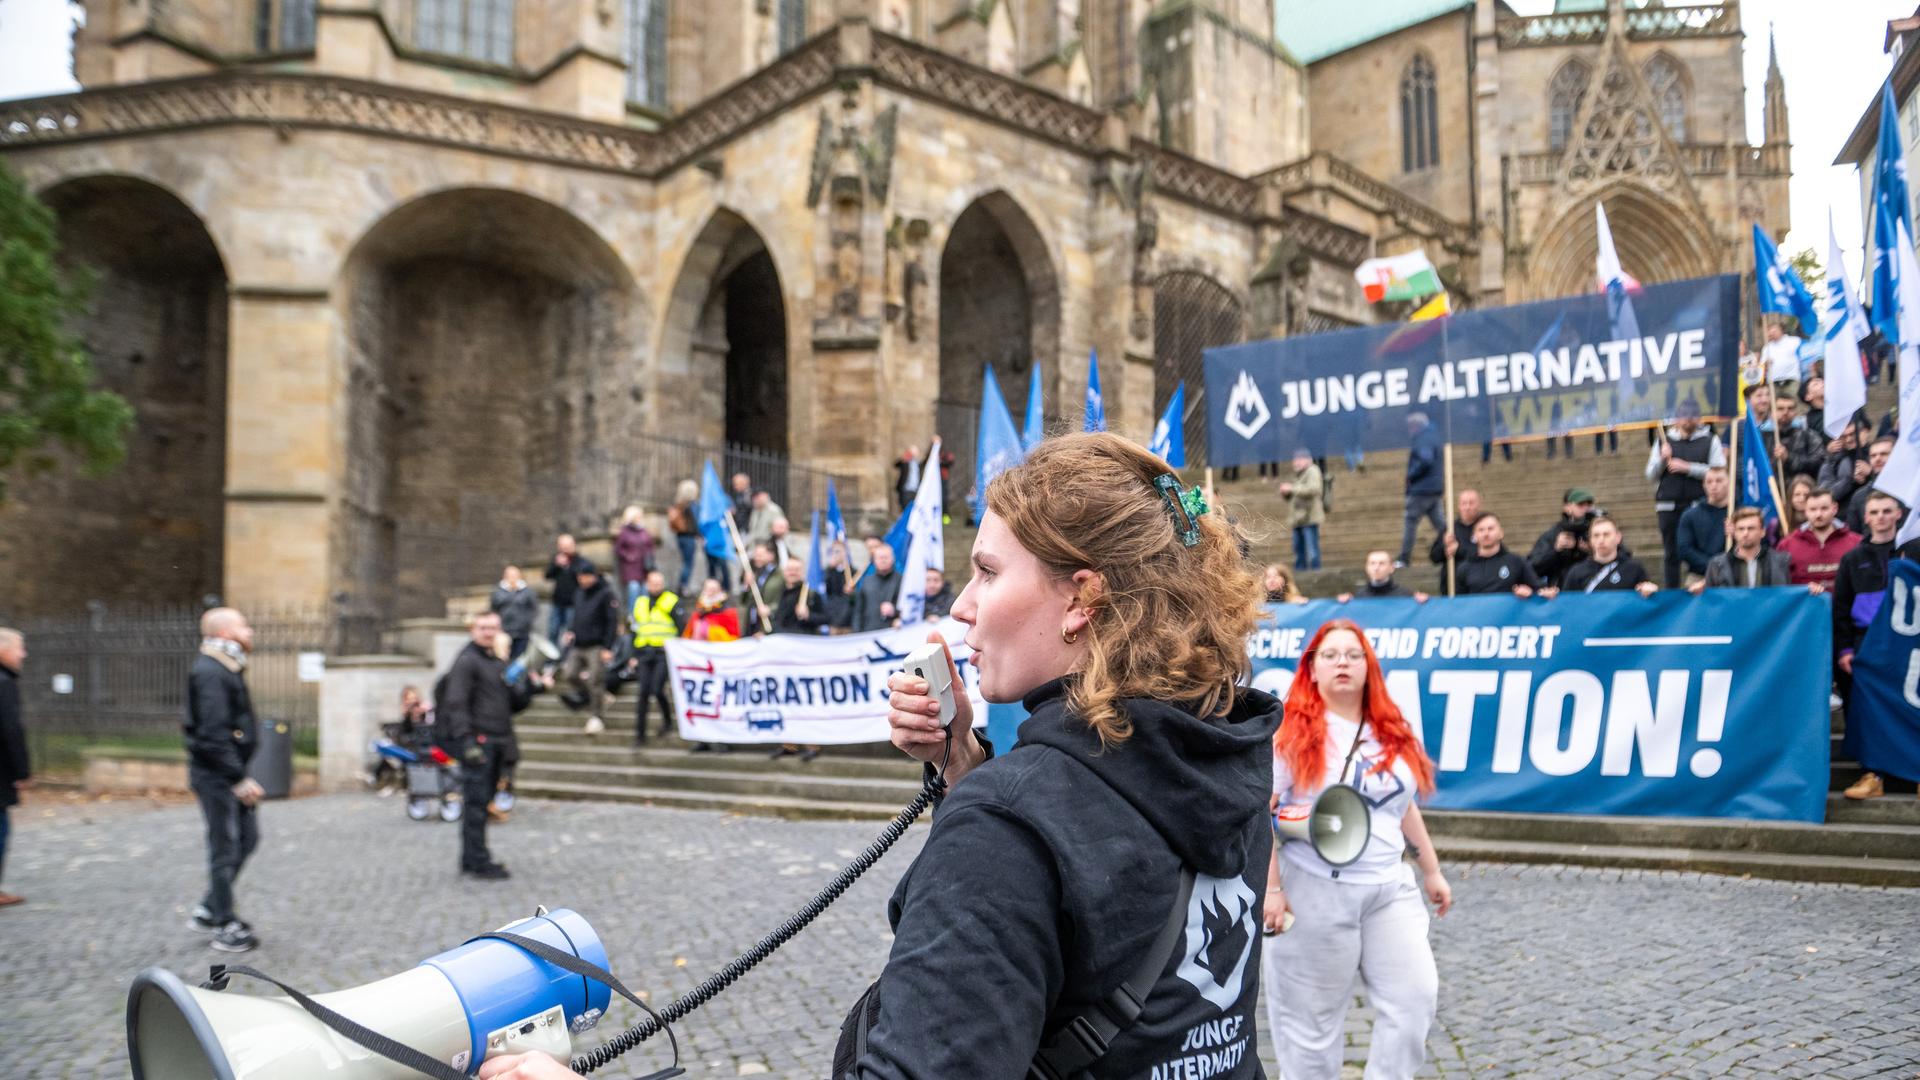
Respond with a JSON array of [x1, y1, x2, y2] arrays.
[[1262, 619, 1451, 1080]]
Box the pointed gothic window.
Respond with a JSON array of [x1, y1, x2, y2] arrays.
[[1400, 53, 1439, 172], [414, 0, 515, 64], [625, 0, 668, 107], [777, 0, 807, 55], [1549, 60, 1590, 152], [1643, 54, 1688, 142]]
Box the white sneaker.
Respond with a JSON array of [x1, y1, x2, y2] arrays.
[[583, 716, 606, 736]]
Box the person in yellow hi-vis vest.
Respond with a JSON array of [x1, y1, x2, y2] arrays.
[[624, 570, 687, 746]]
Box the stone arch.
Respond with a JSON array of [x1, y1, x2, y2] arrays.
[[1640, 50, 1690, 142], [335, 187, 643, 622], [1548, 58, 1592, 152], [1528, 183, 1717, 302], [656, 208, 794, 496], [936, 190, 1061, 499], [0, 174, 229, 617], [1152, 268, 1244, 467], [1400, 50, 1439, 172]]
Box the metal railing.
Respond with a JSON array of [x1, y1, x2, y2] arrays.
[[572, 435, 865, 535], [14, 603, 337, 759]]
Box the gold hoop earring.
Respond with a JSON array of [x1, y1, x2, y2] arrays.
[[1062, 627, 1079, 645]]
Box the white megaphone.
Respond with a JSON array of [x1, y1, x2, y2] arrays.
[[504, 635, 561, 685], [1272, 783, 1372, 867], [127, 907, 610, 1079]]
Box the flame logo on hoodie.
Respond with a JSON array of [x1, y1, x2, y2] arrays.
[[1174, 874, 1258, 1011]]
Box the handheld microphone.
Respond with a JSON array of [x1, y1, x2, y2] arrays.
[[901, 641, 957, 728]]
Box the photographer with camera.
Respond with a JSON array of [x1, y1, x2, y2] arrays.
[[1526, 488, 1598, 589], [439, 612, 549, 881]]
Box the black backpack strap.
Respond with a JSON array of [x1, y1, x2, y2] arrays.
[[1027, 866, 1197, 1080]]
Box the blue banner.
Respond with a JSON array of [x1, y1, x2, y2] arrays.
[[1205, 275, 1740, 466], [1847, 559, 1920, 783], [1249, 591, 1830, 822]]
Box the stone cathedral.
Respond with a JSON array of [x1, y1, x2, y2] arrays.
[[0, 0, 1788, 623]]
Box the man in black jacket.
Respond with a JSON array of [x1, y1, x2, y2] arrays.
[[543, 534, 582, 644], [1337, 551, 1430, 602], [0, 628, 30, 908], [1456, 515, 1546, 597], [440, 612, 546, 879], [1428, 489, 1484, 596], [1527, 488, 1597, 588], [559, 564, 618, 735], [184, 608, 263, 952], [772, 557, 829, 634], [1561, 517, 1658, 595]]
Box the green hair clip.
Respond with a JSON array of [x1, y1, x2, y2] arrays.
[[1153, 474, 1207, 547]]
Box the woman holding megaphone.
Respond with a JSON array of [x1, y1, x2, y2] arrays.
[[1263, 619, 1450, 1080]]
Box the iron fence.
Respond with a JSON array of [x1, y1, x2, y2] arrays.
[[14, 602, 337, 764], [572, 435, 866, 537]]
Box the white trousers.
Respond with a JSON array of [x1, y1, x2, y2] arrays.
[[1262, 861, 1437, 1080]]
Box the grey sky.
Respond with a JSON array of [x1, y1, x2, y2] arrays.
[[0, 0, 1912, 272]]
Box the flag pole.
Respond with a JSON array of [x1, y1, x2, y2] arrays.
[[1724, 412, 1739, 551], [1440, 310, 1457, 597], [724, 510, 773, 633]]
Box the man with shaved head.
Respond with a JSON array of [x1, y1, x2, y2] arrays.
[[185, 606, 263, 952]]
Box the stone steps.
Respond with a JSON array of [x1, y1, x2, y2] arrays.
[[1422, 805, 1920, 861], [1431, 837, 1920, 888]]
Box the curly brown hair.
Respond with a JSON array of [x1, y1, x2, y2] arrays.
[[984, 432, 1262, 745]]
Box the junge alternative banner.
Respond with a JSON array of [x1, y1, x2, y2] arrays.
[[664, 620, 982, 744], [1205, 274, 1740, 466], [1249, 589, 1829, 823]]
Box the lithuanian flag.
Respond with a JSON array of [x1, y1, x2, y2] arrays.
[[1354, 251, 1441, 303]]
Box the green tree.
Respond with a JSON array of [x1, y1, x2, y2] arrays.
[[1786, 246, 1824, 300], [0, 163, 132, 502]]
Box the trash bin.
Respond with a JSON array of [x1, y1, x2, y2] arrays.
[[249, 718, 295, 799]]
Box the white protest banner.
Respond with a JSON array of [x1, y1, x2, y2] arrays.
[[664, 619, 981, 744]]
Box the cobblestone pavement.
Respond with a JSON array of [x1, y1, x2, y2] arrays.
[[3, 793, 1918, 1078]]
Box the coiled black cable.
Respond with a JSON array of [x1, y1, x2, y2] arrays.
[[570, 731, 952, 1075]]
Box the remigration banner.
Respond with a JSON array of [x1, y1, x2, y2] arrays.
[[1844, 559, 1920, 784], [1250, 589, 1829, 823], [1205, 274, 1740, 466], [664, 620, 982, 744]]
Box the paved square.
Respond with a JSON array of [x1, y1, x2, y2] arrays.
[[2, 793, 1917, 1078]]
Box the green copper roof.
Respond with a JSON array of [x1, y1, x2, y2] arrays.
[[1273, 1, 1475, 64]]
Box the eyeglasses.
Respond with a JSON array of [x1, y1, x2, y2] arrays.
[[1314, 650, 1368, 666]]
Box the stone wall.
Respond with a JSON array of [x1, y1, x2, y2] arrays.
[[0, 176, 227, 618]]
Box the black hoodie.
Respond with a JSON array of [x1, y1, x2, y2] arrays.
[[852, 679, 1281, 1079]]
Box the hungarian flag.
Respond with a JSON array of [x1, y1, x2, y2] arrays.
[[1354, 251, 1441, 303]]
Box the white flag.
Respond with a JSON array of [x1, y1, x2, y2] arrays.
[[1879, 219, 1920, 545], [1822, 216, 1869, 441], [898, 437, 945, 623]]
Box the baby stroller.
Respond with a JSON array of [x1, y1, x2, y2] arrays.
[[368, 722, 463, 822]]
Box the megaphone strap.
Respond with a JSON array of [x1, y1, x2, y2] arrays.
[[202, 964, 472, 1080], [475, 931, 683, 1079]]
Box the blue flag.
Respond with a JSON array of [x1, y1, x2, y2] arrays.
[[1872, 80, 1912, 344], [1149, 381, 1186, 468], [1022, 367, 1045, 452], [696, 459, 735, 561], [975, 364, 1024, 521], [1736, 410, 1779, 530], [860, 508, 911, 584], [1083, 350, 1106, 432], [806, 510, 827, 594], [1752, 225, 1821, 364], [824, 478, 846, 549]]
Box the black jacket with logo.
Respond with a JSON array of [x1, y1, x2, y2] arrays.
[[184, 651, 257, 785], [1563, 557, 1652, 592], [1457, 547, 1542, 595], [850, 679, 1281, 1079]]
